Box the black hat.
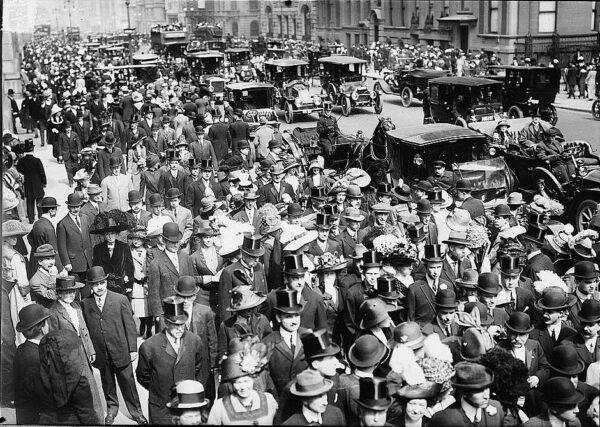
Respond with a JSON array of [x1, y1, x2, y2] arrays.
[[573, 261, 599, 280], [162, 296, 188, 324], [315, 213, 333, 229], [423, 244, 444, 263], [476, 273, 500, 296], [66, 192, 84, 207], [128, 190, 143, 204], [427, 187, 446, 205], [355, 377, 392, 411], [521, 223, 547, 245], [56, 276, 84, 292], [301, 329, 340, 361], [376, 276, 400, 300], [455, 179, 473, 192], [321, 204, 340, 217], [499, 255, 522, 276], [463, 301, 493, 326], [16, 304, 50, 332], [432, 160, 446, 168], [504, 311, 534, 334], [535, 287, 576, 311], [361, 251, 383, 268], [285, 203, 304, 218], [87, 266, 108, 284], [376, 182, 393, 197], [434, 289, 458, 311], [393, 184, 412, 202], [310, 186, 327, 201], [577, 299, 600, 324], [165, 188, 183, 200], [283, 254, 308, 276], [541, 377, 584, 406], [109, 156, 122, 168], [494, 204, 512, 217], [548, 345, 585, 376], [451, 362, 494, 390], [175, 276, 199, 298], [200, 158, 213, 170], [166, 149, 179, 161], [455, 269, 478, 289], [407, 223, 427, 243], [240, 234, 265, 257], [274, 289, 304, 314], [40, 197, 59, 208], [162, 222, 183, 242], [348, 335, 387, 369], [188, 158, 201, 169]]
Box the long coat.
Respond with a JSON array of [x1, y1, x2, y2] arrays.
[[496, 338, 550, 383], [15, 153, 46, 199], [48, 300, 96, 361], [262, 329, 309, 395], [14, 340, 45, 424], [217, 260, 268, 325], [28, 216, 63, 272], [158, 169, 188, 197], [59, 132, 81, 163], [92, 240, 134, 294], [147, 250, 195, 317], [29, 268, 58, 308], [187, 302, 218, 377], [207, 122, 231, 161], [101, 173, 134, 212], [136, 330, 206, 424], [96, 147, 125, 182], [189, 138, 218, 166], [406, 279, 452, 327], [56, 214, 93, 273]]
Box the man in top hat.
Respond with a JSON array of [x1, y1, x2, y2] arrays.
[[185, 159, 224, 218], [316, 100, 340, 159], [568, 261, 600, 331], [207, 113, 231, 162], [29, 244, 60, 308], [229, 109, 251, 155], [455, 179, 485, 221], [427, 160, 455, 190], [530, 287, 578, 358], [96, 132, 126, 182], [523, 377, 584, 427], [355, 377, 393, 427], [413, 199, 439, 246], [137, 296, 207, 425], [424, 289, 461, 341], [126, 190, 151, 227], [189, 125, 217, 166], [496, 255, 538, 320], [58, 121, 81, 188], [217, 234, 269, 326], [167, 380, 209, 425], [101, 156, 134, 211], [521, 224, 555, 281], [14, 136, 46, 223], [264, 254, 328, 332], [306, 213, 341, 257], [430, 362, 504, 427], [13, 304, 51, 424], [56, 193, 93, 287], [159, 149, 188, 198], [163, 188, 193, 251], [28, 196, 64, 274], [262, 288, 310, 395], [407, 244, 453, 327], [488, 204, 515, 259], [257, 163, 296, 206], [232, 189, 261, 228], [80, 266, 147, 425]]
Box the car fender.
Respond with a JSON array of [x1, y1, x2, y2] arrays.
[[371, 76, 393, 94]]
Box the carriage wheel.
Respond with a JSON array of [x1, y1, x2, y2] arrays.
[[592, 100, 600, 120], [341, 97, 352, 116], [576, 199, 598, 231], [284, 102, 294, 124], [401, 87, 413, 108], [374, 96, 383, 114], [507, 105, 524, 119]]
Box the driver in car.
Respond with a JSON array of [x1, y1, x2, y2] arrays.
[[535, 127, 570, 182], [316, 100, 339, 159]]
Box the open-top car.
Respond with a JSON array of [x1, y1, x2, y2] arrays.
[[318, 55, 383, 116], [373, 68, 450, 107], [225, 48, 255, 82], [470, 118, 600, 230], [225, 83, 279, 136], [485, 66, 560, 125], [264, 59, 325, 123], [428, 77, 504, 126]]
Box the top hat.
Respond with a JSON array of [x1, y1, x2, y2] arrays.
[[434, 289, 458, 311], [301, 329, 340, 361], [283, 254, 308, 276], [240, 234, 265, 257], [392, 321, 425, 349], [494, 204, 512, 218], [86, 266, 108, 284], [407, 223, 427, 243], [376, 182, 393, 197], [148, 193, 164, 207], [348, 335, 387, 369], [175, 276, 199, 298], [166, 380, 209, 410], [423, 244, 444, 263], [188, 158, 201, 169], [362, 251, 383, 268], [573, 261, 599, 280], [443, 231, 469, 246], [165, 188, 183, 200], [455, 179, 473, 192], [315, 213, 333, 229], [541, 377, 584, 407], [427, 188, 446, 205], [128, 190, 143, 204], [376, 276, 400, 300], [290, 369, 334, 397], [450, 362, 494, 390], [15, 304, 51, 332], [455, 269, 478, 289], [321, 204, 340, 217], [577, 299, 600, 323], [40, 197, 59, 209], [166, 149, 179, 161], [346, 185, 364, 198], [548, 344, 585, 376], [162, 222, 183, 242], [527, 211, 549, 226], [33, 244, 57, 258], [504, 311, 534, 334], [66, 192, 85, 207], [355, 377, 392, 411], [506, 192, 525, 206], [56, 276, 85, 292], [162, 296, 188, 324], [310, 186, 327, 200], [476, 273, 501, 296], [199, 158, 213, 171], [499, 255, 522, 276], [359, 298, 391, 329], [535, 286, 577, 311], [521, 224, 548, 245], [274, 289, 303, 314]]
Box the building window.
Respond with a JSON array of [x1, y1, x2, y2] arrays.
[[489, 0, 499, 33], [538, 1, 557, 33], [592, 2, 598, 30], [460, 0, 469, 11], [355, 33, 360, 45], [248, 0, 258, 10], [443, 0, 450, 17]]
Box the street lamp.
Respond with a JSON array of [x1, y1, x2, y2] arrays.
[[125, 0, 132, 63]]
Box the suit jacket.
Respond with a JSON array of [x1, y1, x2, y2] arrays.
[[217, 260, 268, 325], [156, 127, 176, 153], [96, 147, 125, 182], [407, 279, 452, 327], [257, 181, 295, 206], [282, 405, 346, 426], [59, 132, 81, 162], [460, 196, 486, 220], [29, 268, 57, 308], [73, 120, 91, 147], [524, 411, 581, 427], [186, 179, 225, 217], [529, 321, 577, 358], [92, 240, 134, 291], [126, 209, 151, 227], [430, 400, 505, 427], [187, 303, 217, 376], [147, 250, 195, 317], [163, 205, 193, 245], [56, 214, 93, 272], [136, 330, 206, 407], [124, 128, 148, 152], [523, 252, 554, 281], [498, 286, 538, 321], [48, 300, 95, 360], [28, 217, 63, 271], [15, 154, 46, 199], [232, 208, 261, 229], [101, 173, 134, 212], [14, 340, 45, 424], [81, 290, 137, 369], [207, 122, 231, 161], [217, 313, 272, 361], [138, 119, 156, 137], [439, 256, 472, 288], [262, 329, 309, 395], [140, 169, 162, 204], [189, 139, 218, 166], [567, 333, 600, 378], [263, 286, 328, 332], [189, 246, 223, 306], [80, 201, 100, 224], [306, 238, 341, 257], [496, 338, 550, 383], [158, 169, 188, 198]]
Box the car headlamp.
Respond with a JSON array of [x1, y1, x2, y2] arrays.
[[351, 91, 359, 101], [209, 85, 214, 92], [295, 99, 303, 108], [578, 165, 588, 176], [489, 147, 497, 156], [313, 96, 321, 105], [369, 90, 377, 99], [414, 154, 423, 166]]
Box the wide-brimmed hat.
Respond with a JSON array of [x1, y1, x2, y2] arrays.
[[572, 239, 597, 260], [301, 329, 340, 360], [90, 215, 129, 235], [313, 253, 347, 274], [499, 255, 522, 276], [459, 328, 488, 361], [162, 222, 183, 242], [66, 192, 85, 207], [274, 289, 304, 314], [163, 296, 188, 324], [175, 276, 199, 298], [443, 230, 469, 246], [343, 207, 365, 222], [349, 244, 369, 260], [355, 377, 392, 411], [56, 276, 85, 292], [16, 304, 51, 332], [359, 298, 391, 329], [476, 273, 501, 296], [455, 269, 478, 289], [541, 377, 584, 407], [504, 311, 534, 334], [423, 244, 444, 263], [226, 288, 266, 312], [86, 184, 101, 196], [393, 184, 413, 202], [166, 380, 209, 410], [2, 220, 31, 238], [506, 192, 525, 207], [33, 243, 57, 258], [73, 169, 89, 182], [240, 234, 265, 257], [376, 276, 400, 300], [128, 225, 148, 241], [269, 163, 285, 175], [396, 381, 442, 400], [577, 299, 600, 324], [548, 345, 585, 376], [446, 209, 471, 231], [450, 362, 494, 390], [348, 335, 387, 368], [362, 251, 383, 268], [391, 321, 425, 349], [434, 289, 458, 311], [290, 369, 333, 397], [535, 286, 576, 311]]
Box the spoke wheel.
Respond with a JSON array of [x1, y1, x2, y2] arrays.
[[284, 102, 294, 124], [577, 199, 599, 231], [401, 86, 413, 108]]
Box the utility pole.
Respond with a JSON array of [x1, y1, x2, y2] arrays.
[[66, 0, 73, 30], [125, 0, 133, 63]]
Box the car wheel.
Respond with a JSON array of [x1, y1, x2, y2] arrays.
[[374, 82, 383, 93], [374, 96, 383, 114], [455, 117, 468, 127], [592, 100, 600, 120], [507, 105, 524, 119], [284, 102, 294, 124], [342, 96, 352, 116], [576, 199, 598, 231], [544, 105, 558, 126], [328, 83, 337, 103], [401, 87, 413, 108]]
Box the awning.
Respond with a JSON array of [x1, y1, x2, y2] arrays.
[[437, 14, 477, 23]]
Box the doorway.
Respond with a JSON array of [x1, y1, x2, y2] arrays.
[[460, 25, 469, 51]]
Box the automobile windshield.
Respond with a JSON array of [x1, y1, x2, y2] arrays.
[[234, 89, 271, 109], [469, 85, 502, 105], [192, 57, 221, 74], [531, 70, 558, 91], [228, 51, 250, 64]]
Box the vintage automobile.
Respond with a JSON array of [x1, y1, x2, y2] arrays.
[[225, 48, 255, 82], [592, 97, 600, 120], [264, 59, 325, 123], [150, 25, 189, 58], [186, 39, 227, 53], [318, 56, 383, 116], [267, 47, 288, 59], [470, 118, 600, 230], [225, 83, 279, 136], [428, 76, 504, 126], [373, 68, 450, 107], [186, 51, 227, 100], [485, 66, 560, 125]]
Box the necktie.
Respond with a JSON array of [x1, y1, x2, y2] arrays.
[[97, 298, 103, 311], [173, 338, 180, 353], [474, 408, 482, 424], [446, 325, 452, 336], [432, 280, 438, 294], [75, 215, 81, 229], [290, 336, 295, 357]]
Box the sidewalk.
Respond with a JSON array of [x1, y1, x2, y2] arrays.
[[553, 92, 594, 113]]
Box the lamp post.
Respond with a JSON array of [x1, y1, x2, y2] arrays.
[[125, 0, 132, 63]]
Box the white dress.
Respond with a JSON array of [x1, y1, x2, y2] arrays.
[[130, 247, 148, 317], [4, 247, 32, 346]]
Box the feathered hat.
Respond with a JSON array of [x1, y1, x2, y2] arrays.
[[90, 209, 135, 234]]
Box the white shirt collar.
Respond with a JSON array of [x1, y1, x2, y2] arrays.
[[59, 299, 73, 311], [166, 329, 180, 346], [165, 248, 179, 267], [354, 369, 373, 378], [28, 338, 41, 345], [548, 411, 566, 427], [527, 250, 541, 260], [41, 213, 54, 222], [460, 397, 482, 423], [302, 406, 323, 424], [95, 292, 107, 307], [547, 322, 562, 337], [279, 328, 296, 347]]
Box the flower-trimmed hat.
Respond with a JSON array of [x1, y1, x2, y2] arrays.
[[226, 288, 267, 312], [313, 252, 346, 274]]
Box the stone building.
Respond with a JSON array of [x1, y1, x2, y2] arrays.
[[206, 0, 262, 38], [261, 0, 316, 41], [130, 0, 167, 34]]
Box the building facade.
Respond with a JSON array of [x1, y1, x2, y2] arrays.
[[261, 0, 316, 41], [206, 0, 261, 38], [314, 0, 600, 64], [130, 0, 167, 34]]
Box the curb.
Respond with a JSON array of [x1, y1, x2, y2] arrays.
[[554, 104, 591, 114]]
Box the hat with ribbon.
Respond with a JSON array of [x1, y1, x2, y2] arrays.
[[393, 184, 413, 202], [240, 234, 265, 257], [166, 380, 209, 410], [87, 266, 108, 284], [162, 296, 188, 324], [283, 203, 304, 218], [423, 244, 444, 263], [56, 276, 85, 292], [450, 362, 494, 390], [33, 244, 57, 258], [499, 255, 523, 276], [415, 199, 432, 215], [310, 186, 327, 201], [348, 335, 387, 368], [391, 321, 425, 349], [355, 377, 392, 411], [443, 230, 469, 246], [87, 184, 102, 196], [376, 276, 400, 301], [476, 273, 501, 296], [361, 251, 383, 269], [283, 254, 308, 276], [506, 192, 525, 207], [2, 220, 31, 238]]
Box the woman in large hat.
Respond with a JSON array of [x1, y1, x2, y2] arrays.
[[392, 379, 442, 427], [311, 252, 347, 338], [190, 219, 223, 307]]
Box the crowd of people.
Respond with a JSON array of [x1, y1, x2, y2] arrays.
[[1, 32, 600, 427]]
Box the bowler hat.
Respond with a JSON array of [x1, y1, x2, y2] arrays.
[[504, 311, 534, 334], [359, 298, 391, 329], [66, 192, 84, 207], [175, 276, 199, 298], [376, 276, 400, 300], [16, 304, 51, 332], [148, 193, 164, 207], [56, 276, 84, 292], [577, 299, 600, 324], [40, 197, 59, 208], [573, 261, 599, 280], [443, 230, 469, 246], [451, 362, 494, 390], [33, 244, 57, 258], [109, 156, 122, 168], [541, 377, 584, 406], [290, 369, 334, 397], [548, 344, 585, 375], [348, 335, 387, 368], [162, 222, 183, 242], [455, 179, 473, 192], [455, 269, 478, 289], [285, 203, 304, 218], [362, 251, 383, 268], [346, 185, 363, 198], [392, 321, 425, 349], [310, 186, 327, 200], [273, 289, 303, 314], [166, 380, 209, 410], [355, 377, 392, 411], [415, 180, 433, 192], [240, 234, 265, 257], [506, 192, 525, 207], [165, 188, 182, 200], [499, 255, 522, 276], [535, 286, 576, 311], [315, 213, 332, 229], [423, 244, 444, 263], [416, 199, 432, 214], [128, 190, 143, 204], [163, 296, 188, 324], [301, 329, 340, 360], [476, 273, 500, 296], [434, 289, 458, 311], [494, 204, 512, 217], [283, 254, 308, 276]]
